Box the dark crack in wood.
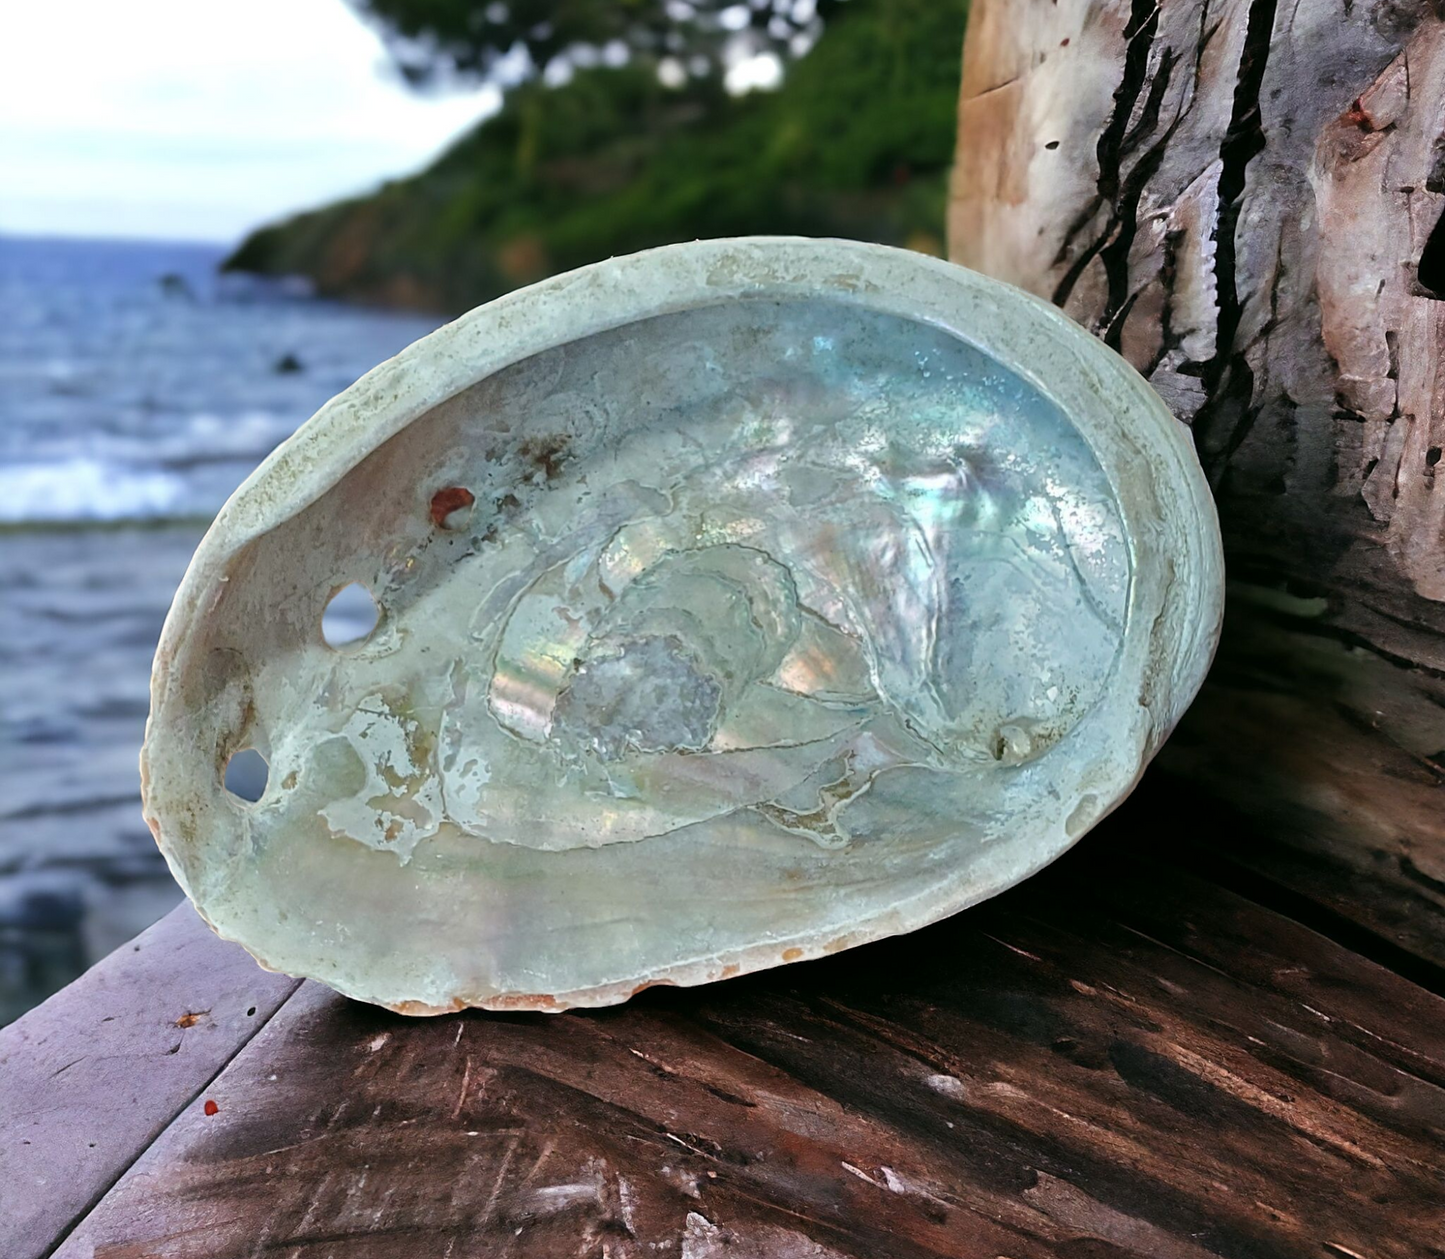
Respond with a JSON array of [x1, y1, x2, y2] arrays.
[[1191, 0, 1280, 474]]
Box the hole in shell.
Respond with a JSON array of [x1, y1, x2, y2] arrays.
[[323, 582, 380, 649], [990, 722, 1035, 765], [224, 748, 269, 803], [430, 485, 475, 529]]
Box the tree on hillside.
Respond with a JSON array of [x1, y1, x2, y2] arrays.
[[227, 0, 967, 310], [353, 0, 848, 87]]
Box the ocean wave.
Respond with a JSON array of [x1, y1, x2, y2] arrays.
[[0, 457, 192, 524]]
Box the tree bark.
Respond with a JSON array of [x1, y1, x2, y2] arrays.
[[950, 0, 1444, 961]]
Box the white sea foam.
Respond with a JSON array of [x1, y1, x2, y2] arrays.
[[0, 457, 188, 523]]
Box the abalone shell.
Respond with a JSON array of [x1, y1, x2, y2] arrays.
[[141, 238, 1223, 1012]]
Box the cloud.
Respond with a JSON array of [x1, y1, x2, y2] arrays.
[[0, 0, 497, 242]]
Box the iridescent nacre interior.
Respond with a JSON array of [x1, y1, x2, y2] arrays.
[[186, 295, 1134, 1006]]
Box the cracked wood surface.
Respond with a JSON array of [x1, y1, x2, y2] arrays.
[[951, 0, 1445, 968], [24, 785, 1445, 1258]]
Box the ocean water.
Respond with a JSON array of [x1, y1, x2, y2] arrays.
[[0, 235, 441, 1023]]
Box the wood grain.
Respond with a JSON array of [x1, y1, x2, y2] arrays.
[[1151, 608, 1445, 974], [0, 904, 300, 1259], [949, 0, 1445, 974], [50, 802, 1445, 1259]]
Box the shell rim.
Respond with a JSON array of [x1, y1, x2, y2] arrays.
[[141, 236, 1225, 1013]]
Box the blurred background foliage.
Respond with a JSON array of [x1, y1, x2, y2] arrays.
[[353, 0, 845, 86], [226, 0, 968, 312]]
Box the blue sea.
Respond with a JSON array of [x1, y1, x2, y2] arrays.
[[0, 235, 442, 1023]]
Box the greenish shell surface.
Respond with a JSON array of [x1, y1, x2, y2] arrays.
[[141, 238, 1223, 1012]]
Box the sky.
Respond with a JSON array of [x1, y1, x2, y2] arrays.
[[0, 0, 500, 244]]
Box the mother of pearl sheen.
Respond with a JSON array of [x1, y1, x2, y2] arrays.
[[141, 239, 1223, 1013]]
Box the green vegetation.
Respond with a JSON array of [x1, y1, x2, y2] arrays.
[[225, 0, 967, 313], [350, 0, 839, 86]]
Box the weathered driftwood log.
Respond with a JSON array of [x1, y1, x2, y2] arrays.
[[950, 0, 1444, 963]]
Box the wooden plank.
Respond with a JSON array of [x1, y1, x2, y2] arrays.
[[0, 903, 300, 1259], [1151, 611, 1445, 978], [51, 814, 1445, 1259]]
